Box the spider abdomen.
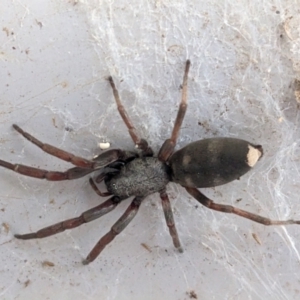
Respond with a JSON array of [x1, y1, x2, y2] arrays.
[[169, 137, 263, 188], [105, 157, 171, 199]]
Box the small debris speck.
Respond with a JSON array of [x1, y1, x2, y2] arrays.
[[141, 243, 152, 252], [24, 280, 31, 288], [252, 233, 261, 245], [99, 142, 111, 150], [42, 260, 55, 267], [187, 290, 198, 299]]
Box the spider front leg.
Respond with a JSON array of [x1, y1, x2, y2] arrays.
[[186, 187, 300, 225], [83, 196, 144, 265], [0, 149, 131, 181], [12, 124, 96, 169], [158, 60, 190, 162], [0, 161, 95, 181], [14, 196, 121, 239]]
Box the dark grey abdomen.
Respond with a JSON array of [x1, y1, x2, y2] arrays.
[[106, 157, 170, 199], [169, 138, 262, 188]]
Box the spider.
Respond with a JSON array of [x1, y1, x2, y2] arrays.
[[1, 60, 299, 265]]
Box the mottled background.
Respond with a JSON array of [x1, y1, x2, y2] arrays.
[[1, 1, 300, 299]]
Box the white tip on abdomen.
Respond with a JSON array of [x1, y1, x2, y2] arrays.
[[247, 145, 263, 167]]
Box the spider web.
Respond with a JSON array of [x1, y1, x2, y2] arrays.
[[1, 1, 300, 299]]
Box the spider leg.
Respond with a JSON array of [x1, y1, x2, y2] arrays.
[[94, 172, 107, 183], [14, 196, 121, 239], [13, 124, 96, 168], [12, 124, 127, 169], [158, 60, 190, 162], [0, 149, 132, 181], [82, 196, 144, 265], [160, 190, 183, 252], [89, 178, 112, 197], [185, 187, 300, 225], [0, 160, 96, 180], [108, 77, 153, 157]]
